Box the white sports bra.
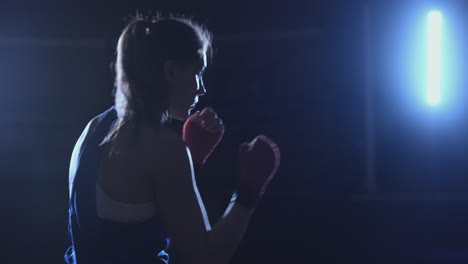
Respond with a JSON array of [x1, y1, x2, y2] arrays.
[[96, 184, 156, 223]]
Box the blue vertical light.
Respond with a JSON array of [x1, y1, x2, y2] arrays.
[[427, 11, 442, 105]]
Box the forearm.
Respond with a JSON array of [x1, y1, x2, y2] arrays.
[[179, 165, 251, 264], [204, 196, 253, 264], [193, 163, 203, 178], [192, 162, 255, 263], [172, 198, 252, 264]]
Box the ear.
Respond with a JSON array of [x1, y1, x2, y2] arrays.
[[164, 60, 178, 87]]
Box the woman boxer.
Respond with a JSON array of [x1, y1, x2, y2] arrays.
[[65, 15, 280, 264]]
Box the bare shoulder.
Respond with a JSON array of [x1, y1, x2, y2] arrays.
[[139, 125, 191, 171], [141, 125, 185, 151], [154, 126, 181, 143]]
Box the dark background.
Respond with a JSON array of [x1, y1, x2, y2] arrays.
[[2, 0, 468, 263]]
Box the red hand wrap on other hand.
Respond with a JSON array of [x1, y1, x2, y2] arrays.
[[182, 111, 224, 165], [237, 135, 281, 209]]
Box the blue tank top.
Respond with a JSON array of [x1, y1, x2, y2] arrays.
[[64, 106, 170, 264]]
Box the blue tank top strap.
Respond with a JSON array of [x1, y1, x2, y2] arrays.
[[65, 106, 170, 264]]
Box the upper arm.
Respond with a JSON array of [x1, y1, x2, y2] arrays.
[[150, 131, 211, 261]]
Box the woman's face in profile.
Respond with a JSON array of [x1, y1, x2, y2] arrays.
[[168, 53, 207, 121]]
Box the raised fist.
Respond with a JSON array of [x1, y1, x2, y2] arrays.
[[182, 107, 224, 165], [237, 135, 280, 209]]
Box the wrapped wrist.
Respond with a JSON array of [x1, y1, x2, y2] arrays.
[[235, 184, 259, 211]]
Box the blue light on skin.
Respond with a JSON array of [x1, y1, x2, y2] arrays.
[[427, 11, 442, 105]]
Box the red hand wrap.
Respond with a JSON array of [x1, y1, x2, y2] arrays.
[[237, 135, 281, 209], [182, 111, 224, 165]]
